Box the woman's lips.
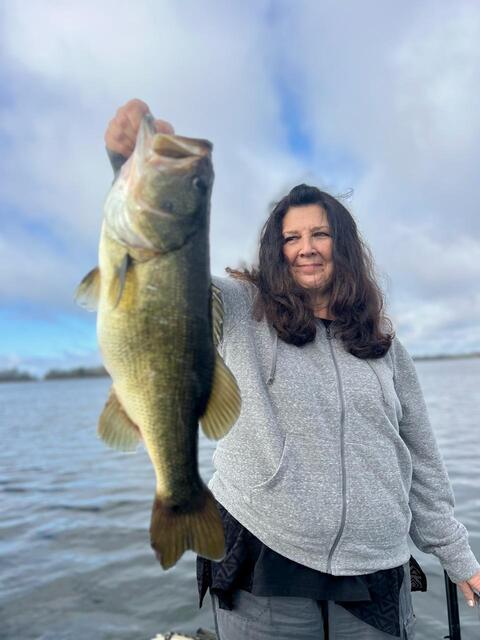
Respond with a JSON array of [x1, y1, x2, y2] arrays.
[[296, 264, 323, 272]]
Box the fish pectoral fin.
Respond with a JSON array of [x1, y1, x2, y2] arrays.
[[97, 387, 142, 452], [74, 266, 100, 311], [109, 253, 133, 308], [199, 351, 241, 440], [150, 488, 225, 570]]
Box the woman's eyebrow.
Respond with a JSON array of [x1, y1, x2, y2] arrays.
[[282, 225, 330, 235]]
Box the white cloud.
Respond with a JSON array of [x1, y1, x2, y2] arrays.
[[0, 0, 302, 287], [270, 0, 480, 353], [391, 292, 480, 355], [0, 226, 86, 306], [1, 0, 479, 359]]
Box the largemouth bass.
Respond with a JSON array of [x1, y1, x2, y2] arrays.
[[76, 115, 241, 570]]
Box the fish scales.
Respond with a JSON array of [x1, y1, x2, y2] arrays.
[[98, 232, 213, 496], [76, 116, 241, 569]]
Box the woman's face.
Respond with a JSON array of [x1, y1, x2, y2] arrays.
[[282, 204, 334, 292]]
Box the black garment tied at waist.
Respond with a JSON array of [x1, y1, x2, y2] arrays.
[[197, 501, 427, 638]]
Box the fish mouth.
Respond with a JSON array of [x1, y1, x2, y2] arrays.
[[151, 134, 212, 164]]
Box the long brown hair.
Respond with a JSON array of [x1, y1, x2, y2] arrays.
[[228, 184, 394, 358]]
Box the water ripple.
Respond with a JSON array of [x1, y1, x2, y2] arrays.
[[1, 366, 479, 639]]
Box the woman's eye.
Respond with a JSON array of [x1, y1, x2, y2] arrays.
[[313, 231, 328, 237], [284, 236, 297, 243]]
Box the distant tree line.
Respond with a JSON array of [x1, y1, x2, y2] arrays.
[[1, 351, 479, 384], [413, 352, 480, 361], [0, 366, 109, 382], [44, 366, 109, 380], [0, 368, 37, 382]]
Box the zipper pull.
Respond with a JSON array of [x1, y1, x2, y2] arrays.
[[326, 324, 332, 339]]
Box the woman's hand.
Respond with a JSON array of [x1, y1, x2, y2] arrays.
[[457, 570, 480, 607], [104, 98, 175, 159]]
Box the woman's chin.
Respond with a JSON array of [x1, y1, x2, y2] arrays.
[[296, 276, 326, 290]]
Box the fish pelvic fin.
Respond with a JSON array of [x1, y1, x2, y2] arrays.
[[199, 351, 241, 440], [74, 266, 100, 311], [150, 488, 225, 570], [97, 387, 142, 452]]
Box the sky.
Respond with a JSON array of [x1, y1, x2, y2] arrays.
[[1, 0, 479, 375]]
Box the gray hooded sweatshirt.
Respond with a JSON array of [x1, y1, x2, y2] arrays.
[[209, 275, 480, 583]]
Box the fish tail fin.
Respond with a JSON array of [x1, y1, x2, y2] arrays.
[[150, 487, 225, 570]]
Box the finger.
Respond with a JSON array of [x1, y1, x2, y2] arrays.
[[113, 113, 138, 143], [457, 581, 476, 607], [104, 119, 136, 156], [123, 98, 151, 133], [467, 574, 480, 591], [122, 97, 150, 113], [155, 119, 175, 135], [468, 578, 480, 607], [104, 135, 134, 157]]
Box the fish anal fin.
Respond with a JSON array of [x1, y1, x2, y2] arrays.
[[75, 267, 100, 311], [98, 388, 142, 452], [150, 488, 225, 570], [199, 351, 241, 440]]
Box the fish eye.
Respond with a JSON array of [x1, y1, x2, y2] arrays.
[[192, 176, 207, 194]]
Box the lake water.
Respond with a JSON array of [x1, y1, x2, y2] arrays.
[[1, 358, 479, 639]]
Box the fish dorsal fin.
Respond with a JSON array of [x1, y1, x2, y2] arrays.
[[200, 351, 241, 440], [74, 267, 100, 311], [98, 387, 142, 451], [211, 283, 224, 348], [109, 253, 133, 308]]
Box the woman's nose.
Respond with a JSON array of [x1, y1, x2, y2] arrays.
[[299, 237, 317, 256]]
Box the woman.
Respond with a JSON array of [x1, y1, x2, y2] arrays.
[[105, 99, 480, 639]]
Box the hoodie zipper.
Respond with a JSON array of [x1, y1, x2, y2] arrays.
[[325, 323, 347, 573]]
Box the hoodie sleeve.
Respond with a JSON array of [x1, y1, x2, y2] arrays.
[[390, 336, 480, 583]]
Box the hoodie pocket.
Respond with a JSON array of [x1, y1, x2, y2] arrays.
[[249, 433, 341, 547], [344, 441, 412, 550]]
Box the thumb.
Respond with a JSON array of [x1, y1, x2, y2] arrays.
[[155, 119, 175, 135]]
